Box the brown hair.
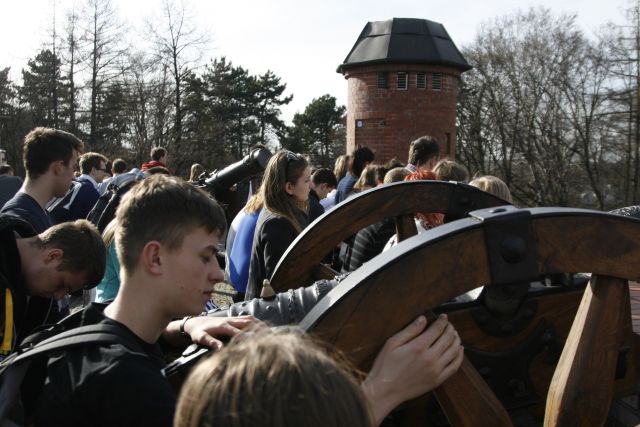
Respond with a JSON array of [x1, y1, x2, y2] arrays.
[[79, 152, 108, 175], [433, 159, 469, 182], [174, 329, 371, 427], [115, 175, 226, 273], [408, 136, 440, 167], [259, 150, 309, 233], [23, 127, 84, 178], [383, 167, 410, 184], [353, 164, 379, 192], [35, 219, 106, 289], [150, 146, 167, 161], [111, 158, 127, 174]]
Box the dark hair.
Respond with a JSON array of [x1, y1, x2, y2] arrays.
[[0, 164, 13, 175], [145, 166, 171, 175], [23, 127, 84, 178], [349, 146, 375, 177], [408, 136, 440, 167], [115, 175, 227, 273], [151, 147, 167, 161], [311, 168, 337, 188], [36, 219, 106, 289], [79, 152, 108, 175], [112, 158, 127, 174], [174, 329, 370, 427]]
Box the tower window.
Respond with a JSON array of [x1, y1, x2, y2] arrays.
[[397, 72, 408, 90], [417, 73, 426, 89], [377, 72, 389, 89], [433, 73, 442, 91]]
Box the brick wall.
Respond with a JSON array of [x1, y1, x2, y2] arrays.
[[343, 64, 462, 164]]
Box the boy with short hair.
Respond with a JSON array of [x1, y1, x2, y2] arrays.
[[2, 127, 83, 232], [35, 175, 257, 426], [0, 216, 106, 357]]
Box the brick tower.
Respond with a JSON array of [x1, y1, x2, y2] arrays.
[[338, 18, 471, 163]]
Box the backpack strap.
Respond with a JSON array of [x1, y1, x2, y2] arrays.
[[2, 323, 146, 368]]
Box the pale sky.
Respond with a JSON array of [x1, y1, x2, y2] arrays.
[[0, 0, 630, 123]]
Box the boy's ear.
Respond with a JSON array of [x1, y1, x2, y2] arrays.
[[141, 241, 163, 275], [44, 248, 63, 264]]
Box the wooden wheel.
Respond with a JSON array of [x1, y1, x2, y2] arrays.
[[299, 206, 640, 426], [270, 181, 512, 426], [270, 180, 509, 291]]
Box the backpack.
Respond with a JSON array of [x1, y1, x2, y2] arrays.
[[0, 308, 146, 427], [87, 172, 142, 233], [46, 180, 84, 224]]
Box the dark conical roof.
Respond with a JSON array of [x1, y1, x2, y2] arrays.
[[337, 18, 472, 73]]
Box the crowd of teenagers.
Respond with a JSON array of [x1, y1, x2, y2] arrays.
[[0, 127, 519, 426]]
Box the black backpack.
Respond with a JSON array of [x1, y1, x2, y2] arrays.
[[87, 173, 142, 233], [0, 309, 146, 427]]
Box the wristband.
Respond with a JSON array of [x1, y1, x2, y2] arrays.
[[179, 316, 193, 336]]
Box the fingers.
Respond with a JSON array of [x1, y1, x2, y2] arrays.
[[385, 315, 428, 349], [436, 345, 465, 386], [193, 332, 223, 351]]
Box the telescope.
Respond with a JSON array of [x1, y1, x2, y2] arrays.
[[202, 147, 272, 195]]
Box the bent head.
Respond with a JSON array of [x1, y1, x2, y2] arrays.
[[24, 220, 105, 300], [174, 329, 371, 427]]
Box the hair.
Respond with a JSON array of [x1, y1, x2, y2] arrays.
[[408, 136, 440, 167], [373, 164, 387, 184], [115, 175, 227, 273], [353, 164, 378, 192], [349, 146, 375, 177], [385, 157, 405, 170], [145, 166, 171, 176], [433, 160, 469, 182], [174, 329, 371, 427], [79, 152, 108, 175], [311, 168, 337, 188], [189, 163, 205, 182], [333, 154, 350, 182], [259, 150, 309, 233], [111, 158, 127, 174], [0, 164, 13, 175], [405, 170, 444, 230], [23, 127, 84, 178], [151, 146, 167, 162], [383, 166, 410, 184], [34, 219, 106, 289], [469, 175, 513, 203]]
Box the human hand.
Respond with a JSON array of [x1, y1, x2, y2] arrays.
[[361, 314, 463, 425], [176, 315, 264, 349]]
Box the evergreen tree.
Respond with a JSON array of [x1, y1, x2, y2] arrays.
[[20, 50, 69, 129]]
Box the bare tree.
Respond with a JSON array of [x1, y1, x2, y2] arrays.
[[146, 0, 209, 173], [80, 0, 128, 150]]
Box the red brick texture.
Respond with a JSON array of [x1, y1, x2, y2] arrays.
[[342, 64, 462, 164]]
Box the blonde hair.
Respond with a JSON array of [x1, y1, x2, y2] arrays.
[[174, 329, 370, 427], [333, 154, 350, 182], [433, 160, 469, 182], [259, 150, 309, 233], [469, 175, 513, 203], [353, 164, 378, 192], [189, 163, 205, 182]]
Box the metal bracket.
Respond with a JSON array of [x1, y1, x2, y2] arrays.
[[470, 206, 539, 286], [446, 183, 487, 220]]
